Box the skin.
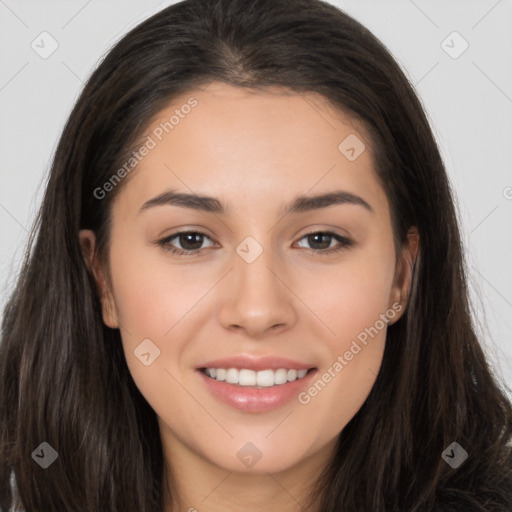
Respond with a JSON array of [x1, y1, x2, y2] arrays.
[[80, 81, 418, 512]]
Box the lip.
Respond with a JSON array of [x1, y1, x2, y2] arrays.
[[196, 355, 316, 372], [196, 367, 318, 413]]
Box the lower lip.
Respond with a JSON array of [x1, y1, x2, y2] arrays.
[[196, 368, 318, 413]]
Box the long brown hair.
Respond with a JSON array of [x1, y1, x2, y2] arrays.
[[1, 0, 511, 510]]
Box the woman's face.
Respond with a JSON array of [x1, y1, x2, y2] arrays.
[[81, 81, 413, 476]]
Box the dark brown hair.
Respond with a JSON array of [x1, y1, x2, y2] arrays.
[[1, 0, 511, 510]]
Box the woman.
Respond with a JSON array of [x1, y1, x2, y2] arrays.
[[1, 0, 511, 510]]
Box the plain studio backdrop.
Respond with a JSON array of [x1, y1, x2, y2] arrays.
[[0, 0, 511, 398]]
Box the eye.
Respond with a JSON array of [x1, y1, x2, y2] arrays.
[[157, 231, 217, 256], [295, 231, 353, 255]]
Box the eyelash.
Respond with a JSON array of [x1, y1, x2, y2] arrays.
[[156, 230, 353, 257]]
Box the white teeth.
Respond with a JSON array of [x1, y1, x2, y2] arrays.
[[239, 369, 257, 386], [225, 368, 238, 384], [274, 368, 288, 385], [203, 367, 310, 387], [256, 369, 274, 387]]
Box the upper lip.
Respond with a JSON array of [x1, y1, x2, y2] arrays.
[[196, 355, 317, 372]]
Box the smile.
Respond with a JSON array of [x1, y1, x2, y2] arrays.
[[197, 367, 318, 413], [200, 367, 311, 387]]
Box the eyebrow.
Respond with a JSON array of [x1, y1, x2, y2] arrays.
[[139, 189, 373, 216]]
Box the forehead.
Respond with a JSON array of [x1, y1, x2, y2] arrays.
[[113, 81, 386, 217]]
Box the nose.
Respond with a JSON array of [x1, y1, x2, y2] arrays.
[[217, 242, 297, 338]]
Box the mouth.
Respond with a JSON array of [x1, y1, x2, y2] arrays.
[[198, 366, 316, 388], [196, 366, 318, 413]]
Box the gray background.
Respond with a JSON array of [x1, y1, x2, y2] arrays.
[[1, 0, 511, 395]]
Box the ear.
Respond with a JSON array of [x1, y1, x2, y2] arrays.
[[78, 229, 119, 329], [387, 226, 419, 325]]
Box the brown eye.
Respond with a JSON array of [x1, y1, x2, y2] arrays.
[[175, 232, 205, 251], [158, 231, 216, 255], [295, 231, 353, 254]]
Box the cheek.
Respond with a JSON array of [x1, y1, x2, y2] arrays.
[[300, 247, 396, 343], [108, 239, 210, 340], [106, 241, 211, 392], [106, 251, 226, 436], [293, 246, 396, 427]]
